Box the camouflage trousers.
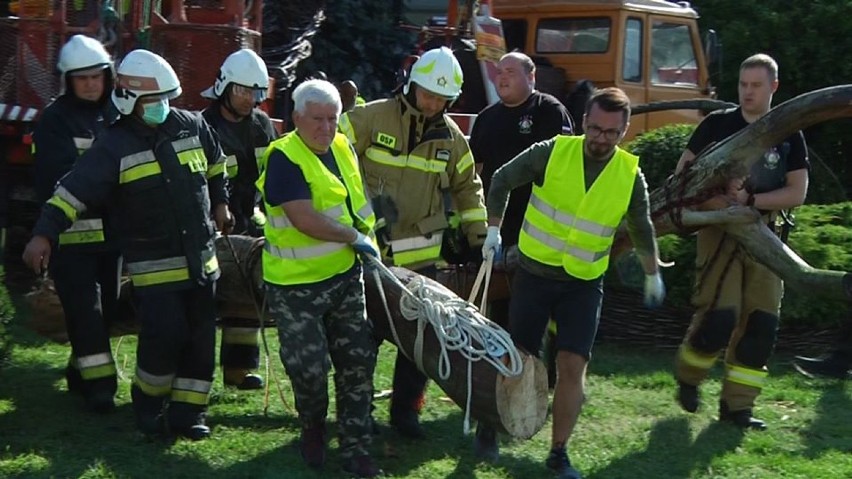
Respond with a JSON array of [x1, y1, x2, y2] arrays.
[[266, 270, 377, 459]]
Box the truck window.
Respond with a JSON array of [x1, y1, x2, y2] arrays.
[[623, 18, 642, 82], [536, 18, 611, 54], [650, 22, 698, 86], [502, 19, 527, 52]]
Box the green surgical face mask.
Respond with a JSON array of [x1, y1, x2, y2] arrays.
[[141, 99, 170, 125]]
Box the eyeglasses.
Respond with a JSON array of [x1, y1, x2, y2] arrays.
[[586, 124, 623, 141], [231, 84, 267, 102]]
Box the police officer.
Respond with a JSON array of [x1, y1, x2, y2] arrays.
[[259, 79, 381, 477], [339, 46, 488, 439], [32, 34, 120, 413], [23, 50, 232, 441], [201, 48, 277, 390]]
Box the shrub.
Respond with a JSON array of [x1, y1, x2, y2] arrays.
[[612, 203, 852, 327], [624, 124, 696, 190], [782, 202, 852, 326], [0, 266, 12, 367]]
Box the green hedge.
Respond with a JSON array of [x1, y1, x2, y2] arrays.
[[639, 203, 852, 327], [0, 266, 12, 367], [624, 124, 696, 190]]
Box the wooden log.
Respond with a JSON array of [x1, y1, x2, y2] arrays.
[[363, 265, 548, 439], [613, 85, 852, 301]]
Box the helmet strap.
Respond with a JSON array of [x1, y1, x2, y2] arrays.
[[221, 84, 247, 121]]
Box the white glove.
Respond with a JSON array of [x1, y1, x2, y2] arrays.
[[351, 231, 379, 257], [644, 272, 666, 308], [482, 226, 502, 261]]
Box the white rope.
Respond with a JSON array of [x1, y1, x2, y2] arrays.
[[363, 255, 523, 434]]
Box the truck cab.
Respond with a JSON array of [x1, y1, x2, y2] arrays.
[[493, 0, 715, 138]]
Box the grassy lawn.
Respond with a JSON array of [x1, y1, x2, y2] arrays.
[[1, 287, 851, 478]]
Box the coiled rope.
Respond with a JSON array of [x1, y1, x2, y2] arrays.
[[362, 254, 523, 433]]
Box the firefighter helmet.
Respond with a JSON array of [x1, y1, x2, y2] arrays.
[[201, 48, 269, 102], [404, 46, 463, 100], [111, 49, 181, 115], [57, 35, 112, 76]]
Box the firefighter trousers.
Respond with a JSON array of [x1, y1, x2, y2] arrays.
[[675, 226, 783, 411], [132, 283, 216, 429], [50, 248, 121, 398], [389, 265, 437, 418], [219, 319, 261, 377]]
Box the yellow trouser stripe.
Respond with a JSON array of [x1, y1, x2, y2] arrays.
[[726, 364, 768, 388], [679, 344, 718, 370]]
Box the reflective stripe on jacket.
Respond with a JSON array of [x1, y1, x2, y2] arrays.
[[33, 108, 228, 294], [258, 131, 375, 286], [518, 135, 637, 280], [340, 94, 486, 267]]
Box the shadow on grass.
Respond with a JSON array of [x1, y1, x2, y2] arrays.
[[800, 379, 852, 458], [587, 417, 744, 479], [0, 353, 219, 478]]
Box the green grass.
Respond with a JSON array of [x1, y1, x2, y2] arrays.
[[1, 301, 851, 478]]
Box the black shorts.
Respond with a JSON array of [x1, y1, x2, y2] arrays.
[[508, 266, 603, 360]]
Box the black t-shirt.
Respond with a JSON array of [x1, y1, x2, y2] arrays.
[[686, 107, 808, 194], [470, 91, 573, 246]]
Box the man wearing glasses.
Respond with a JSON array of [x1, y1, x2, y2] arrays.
[[482, 87, 664, 479]]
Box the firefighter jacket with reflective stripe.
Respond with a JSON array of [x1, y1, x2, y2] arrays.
[[518, 135, 638, 280], [258, 131, 375, 286], [339, 93, 487, 267], [32, 108, 228, 294], [201, 103, 276, 186], [33, 94, 119, 251]]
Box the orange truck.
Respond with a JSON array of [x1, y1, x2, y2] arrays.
[[436, 0, 720, 139]]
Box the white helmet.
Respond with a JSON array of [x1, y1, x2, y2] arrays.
[[111, 49, 182, 115], [201, 48, 269, 102], [57, 35, 112, 94], [404, 46, 463, 100]]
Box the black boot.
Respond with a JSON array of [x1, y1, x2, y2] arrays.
[[473, 423, 499, 463], [132, 385, 167, 437], [719, 400, 766, 431], [168, 402, 211, 441], [793, 352, 851, 379], [676, 380, 700, 413], [65, 363, 83, 395]]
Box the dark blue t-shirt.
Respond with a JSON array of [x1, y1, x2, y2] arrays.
[[264, 148, 342, 206]]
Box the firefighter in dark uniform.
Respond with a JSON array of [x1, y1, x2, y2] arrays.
[[201, 48, 277, 390], [23, 49, 232, 441], [32, 34, 120, 413]]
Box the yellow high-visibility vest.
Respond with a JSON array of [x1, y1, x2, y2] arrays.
[[258, 132, 375, 286], [518, 135, 637, 280]]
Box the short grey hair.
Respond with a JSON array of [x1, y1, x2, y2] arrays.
[[292, 79, 342, 114]]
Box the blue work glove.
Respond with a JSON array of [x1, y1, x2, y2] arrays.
[[644, 272, 666, 308], [481, 226, 502, 261], [351, 231, 379, 257]]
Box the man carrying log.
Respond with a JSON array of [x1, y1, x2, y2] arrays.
[[339, 46, 488, 439], [469, 50, 574, 460], [482, 87, 665, 479], [673, 54, 809, 430], [257, 79, 382, 478]]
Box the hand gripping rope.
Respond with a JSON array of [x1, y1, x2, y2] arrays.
[[362, 254, 523, 434]]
